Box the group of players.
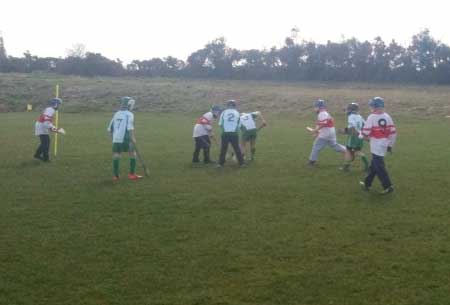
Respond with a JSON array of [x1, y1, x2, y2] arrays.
[[306, 97, 396, 194], [34, 95, 396, 194], [192, 100, 267, 167]]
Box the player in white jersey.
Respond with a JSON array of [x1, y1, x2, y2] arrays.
[[240, 111, 267, 161], [338, 102, 369, 172], [192, 105, 222, 164], [360, 97, 396, 194], [307, 99, 346, 166], [107, 97, 142, 181], [217, 100, 245, 167], [34, 98, 66, 162]]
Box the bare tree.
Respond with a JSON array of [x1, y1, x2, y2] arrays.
[[66, 43, 86, 58]]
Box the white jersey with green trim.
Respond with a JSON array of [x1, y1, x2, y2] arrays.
[[219, 109, 240, 132], [240, 112, 258, 131], [347, 113, 365, 132], [107, 110, 134, 143]]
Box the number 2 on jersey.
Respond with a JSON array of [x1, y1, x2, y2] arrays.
[[227, 113, 235, 122]]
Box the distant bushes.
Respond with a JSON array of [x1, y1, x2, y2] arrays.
[[1, 29, 450, 84]]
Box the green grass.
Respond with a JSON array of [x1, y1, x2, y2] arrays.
[[1, 110, 450, 305]]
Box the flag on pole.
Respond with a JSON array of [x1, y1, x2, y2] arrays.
[[54, 84, 59, 157]]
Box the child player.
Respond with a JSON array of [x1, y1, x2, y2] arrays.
[[107, 96, 142, 181], [34, 98, 66, 162], [360, 97, 396, 194], [192, 105, 222, 164], [307, 99, 346, 166], [339, 102, 369, 172], [240, 111, 267, 161], [217, 100, 245, 167]]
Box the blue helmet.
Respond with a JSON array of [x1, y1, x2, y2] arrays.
[[314, 99, 327, 109], [211, 105, 223, 118], [211, 105, 223, 113], [49, 98, 62, 107], [346, 102, 359, 115], [369, 97, 384, 109]]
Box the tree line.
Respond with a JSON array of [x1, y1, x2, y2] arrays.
[[1, 29, 449, 84]]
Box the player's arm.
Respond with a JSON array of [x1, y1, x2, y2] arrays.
[[128, 129, 136, 144], [345, 126, 358, 136], [312, 112, 328, 132], [205, 124, 217, 143], [257, 112, 267, 129], [361, 116, 372, 141], [107, 119, 114, 134], [128, 113, 136, 143], [218, 112, 224, 127], [387, 116, 397, 152]]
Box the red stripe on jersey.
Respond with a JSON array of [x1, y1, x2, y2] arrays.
[[196, 116, 211, 125], [366, 126, 396, 139], [317, 118, 335, 128], [38, 114, 53, 123]]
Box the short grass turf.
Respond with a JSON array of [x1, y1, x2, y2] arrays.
[[1, 112, 450, 305]]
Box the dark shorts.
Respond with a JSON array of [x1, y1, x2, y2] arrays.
[[112, 142, 131, 153], [346, 136, 364, 151], [242, 129, 257, 142]]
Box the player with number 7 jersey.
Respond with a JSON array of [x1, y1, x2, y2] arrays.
[[107, 97, 142, 181]]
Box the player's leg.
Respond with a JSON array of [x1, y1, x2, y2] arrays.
[[341, 147, 354, 171], [112, 143, 122, 179], [42, 135, 51, 161], [373, 155, 393, 192], [203, 135, 212, 163], [362, 154, 377, 189], [218, 134, 229, 166], [192, 137, 202, 163], [127, 142, 138, 176], [34, 135, 45, 160], [250, 138, 256, 160], [309, 137, 327, 164], [230, 134, 244, 165], [355, 150, 369, 171], [240, 137, 247, 160], [328, 139, 346, 155]]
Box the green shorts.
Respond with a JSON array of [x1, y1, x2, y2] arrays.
[[242, 129, 257, 142], [112, 142, 131, 153], [346, 136, 364, 151]]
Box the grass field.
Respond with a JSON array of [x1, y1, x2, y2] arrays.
[[2, 101, 450, 305]]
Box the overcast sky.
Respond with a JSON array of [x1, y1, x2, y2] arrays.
[[1, 0, 449, 63]]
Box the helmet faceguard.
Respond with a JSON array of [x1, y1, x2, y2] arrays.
[[211, 105, 223, 118], [49, 98, 62, 109], [346, 102, 359, 115], [313, 99, 327, 112], [120, 96, 136, 111], [226, 100, 237, 108], [369, 97, 384, 109]]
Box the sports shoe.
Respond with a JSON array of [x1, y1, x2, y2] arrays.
[[128, 174, 143, 180], [359, 181, 370, 191], [307, 160, 316, 167], [380, 186, 394, 195], [112, 176, 120, 182], [34, 155, 43, 161], [216, 164, 223, 168]]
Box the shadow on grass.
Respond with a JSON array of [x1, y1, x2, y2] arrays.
[[17, 160, 45, 168]]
